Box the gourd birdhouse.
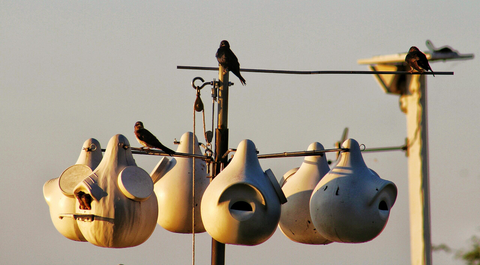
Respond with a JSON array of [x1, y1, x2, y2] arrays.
[[279, 142, 332, 244], [310, 139, 397, 243], [201, 139, 285, 246], [44, 135, 158, 248], [43, 138, 102, 242], [152, 132, 209, 233]]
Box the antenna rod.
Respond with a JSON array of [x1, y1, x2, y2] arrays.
[[177, 66, 453, 75]]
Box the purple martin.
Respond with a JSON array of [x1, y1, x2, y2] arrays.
[[405, 46, 435, 77], [134, 121, 175, 155], [216, 40, 246, 85]]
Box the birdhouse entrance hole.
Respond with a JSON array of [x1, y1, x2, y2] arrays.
[[231, 201, 252, 211], [76, 191, 93, 210], [378, 200, 388, 211], [229, 200, 255, 221]]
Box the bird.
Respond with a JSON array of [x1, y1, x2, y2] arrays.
[[216, 40, 246, 85], [405, 46, 435, 77], [76, 191, 92, 210], [426, 39, 457, 55], [134, 121, 175, 155]]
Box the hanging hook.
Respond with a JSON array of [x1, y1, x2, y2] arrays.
[[191, 77, 213, 90], [192, 77, 204, 89], [83, 143, 97, 152], [360, 144, 366, 151]]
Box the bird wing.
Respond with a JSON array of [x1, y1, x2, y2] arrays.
[[227, 49, 239, 65], [226, 49, 246, 85], [416, 52, 432, 71], [216, 46, 246, 85], [137, 128, 159, 145], [216, 47, 228, 66], [137, 129, 175, 154]]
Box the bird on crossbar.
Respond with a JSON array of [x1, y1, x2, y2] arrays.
[[134, 121, 175, 156], [405, 46, 435, 77], [216, 40, 246, 85]]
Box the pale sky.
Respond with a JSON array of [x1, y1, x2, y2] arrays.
[[1, 1, 479, 264]]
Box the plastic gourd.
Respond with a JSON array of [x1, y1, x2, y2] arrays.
[[47, 134, 157, 248], [310, 139, 397, 243], [278, 142, 332, 244], [201, 139, 286, 246], [152, 132, 209, 233], [73, 134, 158, 247], [43, 138, 102, 242]]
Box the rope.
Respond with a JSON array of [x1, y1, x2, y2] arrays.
[[190, 87, 210, 265], [191, 87, 213, 265], [192, 100, 196, 265]]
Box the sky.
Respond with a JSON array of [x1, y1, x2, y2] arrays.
[[1, 1, 479, 264]]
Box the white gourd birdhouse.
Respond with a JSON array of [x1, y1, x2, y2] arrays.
[[43, 138, 102, 242], [279, 142, 332, 244], [73, 134, 158, 248], [201, 139, 286, 246], [152, 132, 209, 233], [310, 138, 397, 243], [44, 134, 159, 248]]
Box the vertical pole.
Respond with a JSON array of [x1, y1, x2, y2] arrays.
[[211, 65, 229, 265], [400, 74, 432, 265]]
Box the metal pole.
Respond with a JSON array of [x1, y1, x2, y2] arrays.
[[211, 65, 229, 265], [364, 64, 433, 265], [401, 74, 432, 265]]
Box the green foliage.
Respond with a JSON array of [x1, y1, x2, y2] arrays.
[[456, 236, 480, 265], [434, 236, 480, 265]]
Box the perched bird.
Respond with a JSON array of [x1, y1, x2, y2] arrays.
[[405, 46, 435, 77], [216, 40, 246, 85], [426, 40, 456, 54], [134, 121, 175, 155]]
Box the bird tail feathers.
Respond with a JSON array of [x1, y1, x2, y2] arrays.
[[239, 77, 246, 86]]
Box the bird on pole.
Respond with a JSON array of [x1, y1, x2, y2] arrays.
[[134, 121, 175, 155], [216, 40, 246, 85], [405, 46, 435, 77]]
